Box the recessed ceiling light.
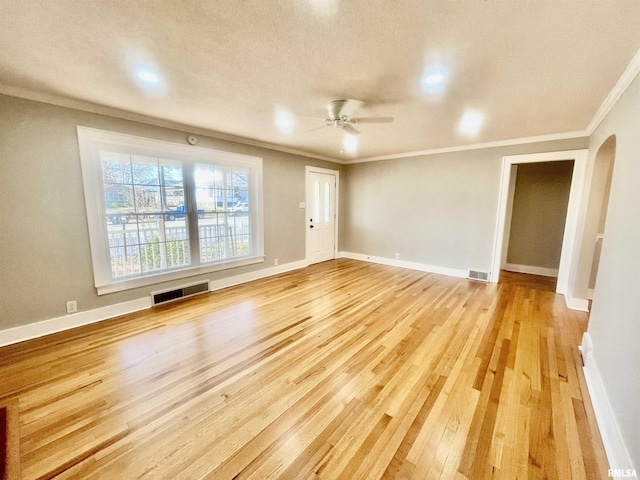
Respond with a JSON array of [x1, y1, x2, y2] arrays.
[[343, 134, 358, 154], [275, 109, 295, 134], [137, 69, 160, 84], [424, 73, 445, 85], [131, 64, 166, 94], [459, 111, 484, 136], [308, 0, 338, 16], [421, 65, 448, 95]]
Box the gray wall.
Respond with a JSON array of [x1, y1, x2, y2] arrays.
[[506, 160, 573, 269], [341, 138, 588, 273], [0, 94, 341, 330], [585, 72, 640, 469]]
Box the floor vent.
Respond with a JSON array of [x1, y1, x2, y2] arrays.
[[468, 270, 490, 282], [151, 280, 210, 306]]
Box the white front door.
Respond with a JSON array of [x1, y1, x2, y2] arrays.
[[306, 169, 337, 264]]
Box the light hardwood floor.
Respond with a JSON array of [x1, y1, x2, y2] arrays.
[[0, 259, 608, 479]]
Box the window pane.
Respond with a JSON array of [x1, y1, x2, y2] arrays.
[[160, 160, 184, 211], [160, 162, 183, 185], [194, 163, 216, 213], [109, 246, 139, 278], [163, 186, 184, 210], [165, 240, 190, 268], [134, 216, 163, 273], [107, 214, 141, 277], [196, 163, 252, 263], [131, 155, 159, 185], [134, 185, 161, 213], [139, 241, 162, 273], [101, 152, 131, 184], [104, 185, 134, 218], [106, 214, 191, 275], [232, 169, 249, 206], [198, 212, 222, 263]]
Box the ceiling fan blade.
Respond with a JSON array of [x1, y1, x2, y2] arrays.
[[327, 99, 362, 119], [306, 124, 329, 133], [351, 116, 395, 124], [342, 123, 360, 135]]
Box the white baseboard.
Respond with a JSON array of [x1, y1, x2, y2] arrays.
[[0, 297, 151, 347], [208, 259, 308, 291], [564, 292, 590, 312], [0, 259, 309, 348], [339, 251, 468, 279], [581, 333, 636, 479], [504, 263, 559, 277]]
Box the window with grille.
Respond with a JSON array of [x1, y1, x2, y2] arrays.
[[78, 127, 264, 294]]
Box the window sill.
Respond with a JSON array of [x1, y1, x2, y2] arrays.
[[96, 256, 265, 295]]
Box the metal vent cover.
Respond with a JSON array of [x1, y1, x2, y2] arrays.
[[468, 270, 490, 282], [151, 280, 210, 306]]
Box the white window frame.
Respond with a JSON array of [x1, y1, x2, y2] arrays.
[[77, 126, 264, 295]]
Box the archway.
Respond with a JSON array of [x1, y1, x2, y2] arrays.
[[583, 135, 617, 302]]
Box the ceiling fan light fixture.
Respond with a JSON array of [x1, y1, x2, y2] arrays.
[[309, 100, 391, 138]]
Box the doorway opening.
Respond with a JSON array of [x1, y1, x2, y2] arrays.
[[491, 150, 589, 296], [584, 135, 617, 301], [502, 160, 575, 289]]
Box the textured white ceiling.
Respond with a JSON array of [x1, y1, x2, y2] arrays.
[[1, 1, 639, 161]]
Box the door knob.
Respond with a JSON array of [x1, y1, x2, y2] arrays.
[[310, 225, 314, 228]]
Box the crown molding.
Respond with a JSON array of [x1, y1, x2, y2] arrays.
[[0, 84, 343, 164], [586, 48, 640, 135], [344, 130, 588, 164], [5, 45, 640, 167]]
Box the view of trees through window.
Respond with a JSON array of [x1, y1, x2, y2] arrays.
[[101, 152, 251, 278]]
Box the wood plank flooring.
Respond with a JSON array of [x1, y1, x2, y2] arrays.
[[0, 259, 609, 479]]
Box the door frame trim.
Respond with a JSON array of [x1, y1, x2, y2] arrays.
[[490, 149, 588, 295], [305, 166, 340, 264]]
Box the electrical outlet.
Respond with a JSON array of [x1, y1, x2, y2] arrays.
[[274, 258, 279, 266], [66, 300, 77, 314], [395, 253, 400, 260]]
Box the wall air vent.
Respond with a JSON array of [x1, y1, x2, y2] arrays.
[[468, 270, 490, 282], [151, 280, 210, 306]]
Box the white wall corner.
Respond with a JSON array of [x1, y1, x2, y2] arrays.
[[564, 292, 590, 312], [582, 333, 636, 479], [339, 251, 468, 279]]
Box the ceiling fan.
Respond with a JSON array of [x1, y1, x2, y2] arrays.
[[308, 99, 394, 135]]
